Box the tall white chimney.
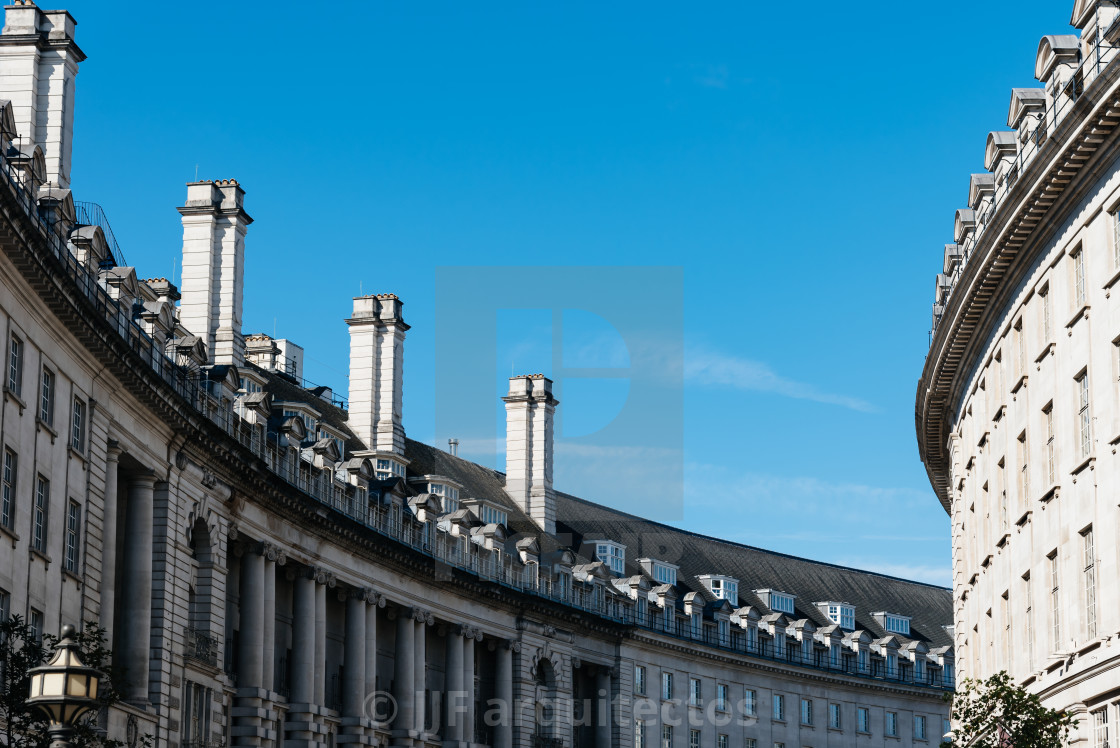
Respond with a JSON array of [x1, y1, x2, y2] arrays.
[[347, 294, 408, 454], [177, 180, 252, 366], [0, 4, 84, 189], [504, 374, 558, 534]]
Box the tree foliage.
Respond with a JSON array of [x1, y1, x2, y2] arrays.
[[0, 616, 147, 748], [941, 671, 1076, 747]]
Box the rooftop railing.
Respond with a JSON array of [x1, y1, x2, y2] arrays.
[[0, 136, 954, 694]]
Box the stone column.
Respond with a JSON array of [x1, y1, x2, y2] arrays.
[[415, 615, 428, 734], [98, 441, 121, 640], [463, 633, 476, 745], [238, 546, 265, 688], [444, 628, 465, 745], [291, 572, 316, 705], [315, 574, 327, 705], [394, 608, 416, 737], [121, 471, 155, 703], [365, 594, 380, 709], [344, 592, 367, 718], [595, 667, 612, 748], [493, 641, 516, 748], [262, 546, 282, 692]]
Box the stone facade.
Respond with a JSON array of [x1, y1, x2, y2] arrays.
[[0, 5, 951, 748], [917, 0, 1120, 742]]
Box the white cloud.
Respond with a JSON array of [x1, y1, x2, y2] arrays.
[[683, 346, 877, 412]]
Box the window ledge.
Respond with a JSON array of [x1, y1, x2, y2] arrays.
[[1104, 265, 1120, 291], [62, 568, 82, 587], [1035, 342, 1055, 363], [0, 522, 18, 548], [29, 547, 50, 566], [1071, 455, 1095, 477], [1011, 374, 1028, 394], [996, 533, 1010, 549], [3, 386, 25, 412], [67, 444, 87, 465], [1067, 304, 1090, 331], [35, 417, 57, 442], [827, 727, 843, 733], [1040, 484, 1060, 505]]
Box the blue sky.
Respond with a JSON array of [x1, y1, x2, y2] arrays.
[[58, 1, 1074, 586]]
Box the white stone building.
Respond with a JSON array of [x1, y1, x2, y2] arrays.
[[0, 5, 950, 748], [917, 1, 1120, 744]]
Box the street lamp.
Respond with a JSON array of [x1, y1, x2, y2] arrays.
[[26, 624, 104, 748]]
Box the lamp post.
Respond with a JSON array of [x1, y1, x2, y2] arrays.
[[26, 624, 104, 748]]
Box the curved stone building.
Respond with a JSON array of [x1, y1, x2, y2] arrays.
[[0, 5, 951, 748], [917, 1, 1120, 742]]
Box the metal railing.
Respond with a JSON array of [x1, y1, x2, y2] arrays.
[[0, 131, 955, 695], [74, 200, 127, 268]]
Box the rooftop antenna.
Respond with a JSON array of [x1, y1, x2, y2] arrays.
[[194, 164, 199, 181], [448, 438, 459, 457], [172, 257, 177, 286]]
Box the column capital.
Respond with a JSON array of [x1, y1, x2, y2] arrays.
[[106, 439, 123, 460], [311, 566, 337, 587], [262, 541, 287, 564], [130, 469, 158, 489]]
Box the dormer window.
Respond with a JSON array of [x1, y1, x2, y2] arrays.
[[700, 575, 738, 604], [756, 589, 795, 615], [282, 409, 317, 438], [817, 602, 855, 630], [430, 483, 460, 512], [479, 504, 507, 526], [375, 457, 405, 479], [876, 612, 911, 636], [654, 563, 676, 585], [595, 541, 626, 575]]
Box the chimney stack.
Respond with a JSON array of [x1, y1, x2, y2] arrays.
[[177, 180, 252, 366], [347, 294, 408, 454], [0, 4, 85, 189], [448, 438, 459, 457], [503, 374, 558, 534]]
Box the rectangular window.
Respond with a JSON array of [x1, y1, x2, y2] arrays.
[[1074, 248, 1086, 307], [1042, 285, 1053, 342], [717, 684, 728, 712], [7, 335, 21, 396], [64, 500, 80, 573], [689, 730, 700, 748], [1002, 592, 1011, 669], [1018, 431, 1029, 500], [29, 608, 42, 643], [183, 681, 213, 746], [1084, 527, 1097, 639], [1044, 405, 1056, 485], [1114, 209, 1120, 267], [71, 398, 85, 453], [717, 735, 728, 748], [39, 368, 53, 425], [914, 715, 926, 741], [800, 698, 812, 725], [829, 703, 841, 729], [999, 459, 1008, 532], [1050, 551, 1061, 649], [662, 672, 673, 700], [744, 690, 756, 716], [744, 741, 756, 748], [857, 707, 869, 734], [1015, 319, 1026, 377], [1094, 707, 1109, 748], [773, 694, 785, 721], [1077, 372, 1092, 457], [886, 712, 897, 737], [0, 448, 14, 529], [689, 678, 701, 707], [31, 475, 48, 552], [635, 665, 646, 695], [635, 721, 645, 748], [1024, 572, 1034, 671], [661, 726, 672, 748]]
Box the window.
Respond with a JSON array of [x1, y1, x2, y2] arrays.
[[744, 741, 756, 748], [1074, 248, 1086, 307], [883, 614, 910, 636], [31, 475, 48, 552], [71, 398, 85, 452], [430, 483, 460, 513], [0, 448, 14, 529], [39, 368, 53, 425], [857, 707, 869, 734], [662, 672, 673, 700], [858, 648, 868, 673], [1042, 285, 1053, 342], [829, 703, 841, 729], [596, 542, 625, 575], [914, 715, 926, 741], [717, 735, 728, 748], [29, 608, 42, 643], [636, 721, 646, 748], [1044, 404, 1056, 484], [706, 576, 738, 602], [1050, 550, 1061, 649], [1024, 572, 1034, 671], [661, 726, 672, 748], [184, 681, 213, 748], [1018, 431, 1029, 500], [1084, 527, 1098, 639], [824, 603, 855, 630], [374, 457, 404, 479], [744, 689, 756, 716], [654, 563, 677, 586], [1002, 592, 1011, 669], [1015, 319, 1026, 377], [7, 335, 21, 396], [886, 712, 897, 737], [64, 500, 80, 573], [1077, 372, 1092, 457], [1094, 707, 1109, 748], [773, 694, 785, 722], [998, 459, 1008, 532], [763, 590, 795, 614], [800, 698, 812, 725], [635, 665, 646, 695], [479, 504, 507, 526], [717, 684, 728, 712], [689, 678, 702, 707], [689, 730, 700, 748]]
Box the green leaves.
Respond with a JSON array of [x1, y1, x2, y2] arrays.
[[941, 671, 1075, 748]]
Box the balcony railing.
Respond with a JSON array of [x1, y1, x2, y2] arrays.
[[532, 736, 564, 748], [185, 628, 220, 668]]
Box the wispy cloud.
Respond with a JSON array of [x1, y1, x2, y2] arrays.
[[683, 346, 877, 412]]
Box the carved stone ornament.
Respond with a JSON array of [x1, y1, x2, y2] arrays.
[[175, 451, 188, 470], [201, 467, 218, 489], [126, 715, 138, 748], [542, 625, 556, 638]]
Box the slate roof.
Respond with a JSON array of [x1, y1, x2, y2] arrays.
[[248, 361, 953, 650]]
